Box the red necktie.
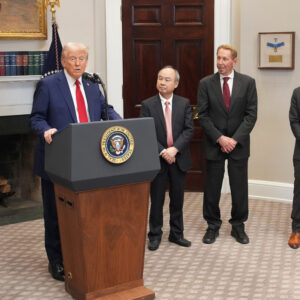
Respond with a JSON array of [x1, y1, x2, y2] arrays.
[[223, 77, 231, 111], [75, 80, 88, 123], [165, 100, 173, 147]]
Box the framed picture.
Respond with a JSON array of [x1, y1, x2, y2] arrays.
[[0, 0, 47, 40], [258, 32, 295, 70]]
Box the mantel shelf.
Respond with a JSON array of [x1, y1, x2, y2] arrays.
[[0, 75, 41, 83]]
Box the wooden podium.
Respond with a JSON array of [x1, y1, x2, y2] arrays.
[[45, 119, 160, 300]]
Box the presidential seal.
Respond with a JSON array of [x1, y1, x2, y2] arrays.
[[100, 126, 135, 164]]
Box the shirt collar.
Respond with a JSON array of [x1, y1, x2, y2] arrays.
[[64, 69, 83, 86], [220, 70, 235, 80], [159, 93, 173, 104]]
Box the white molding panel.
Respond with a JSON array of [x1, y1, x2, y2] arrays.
[[248, 179, 293, 203]]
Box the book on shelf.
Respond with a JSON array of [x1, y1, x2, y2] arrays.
[[23, 51, 29, 75], [5, 52, 11, 76], [0, 52, 5, 76], [0, 50, 49, 77], [10, 52, 17, 76], [16, 52, 24, 76]]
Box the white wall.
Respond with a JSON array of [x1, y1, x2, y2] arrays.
[[240, 0, 298, 185]]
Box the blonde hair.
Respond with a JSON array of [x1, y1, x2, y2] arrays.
[[217, 44, 237, 59]]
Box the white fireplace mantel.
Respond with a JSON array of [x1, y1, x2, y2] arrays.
[[0, 76, 40, 117]]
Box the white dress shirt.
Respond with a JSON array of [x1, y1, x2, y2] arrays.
[[159, 93, 173, 115], [220, 70, 234, 96], [64, 69, 90, 122]]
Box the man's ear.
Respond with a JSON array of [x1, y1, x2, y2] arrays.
[[233, 57, 238, 66]]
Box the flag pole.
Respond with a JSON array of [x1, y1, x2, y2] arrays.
[[45, 0, 61, 24], [42, 0, 63, 76]]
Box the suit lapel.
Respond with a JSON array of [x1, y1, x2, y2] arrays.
[[82, 79, 95, 121], [172, 95, 179, 131], [229, 71, 241, 112], [154, 94, 166, 131], [212, 73, 227, 112], [57, 72, 77, 122]]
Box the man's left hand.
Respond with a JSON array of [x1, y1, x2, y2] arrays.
[[161, 146, 178, 164]]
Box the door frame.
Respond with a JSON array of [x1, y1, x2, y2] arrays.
[[103, 0, 232, 192], [103, 0, 232, 117]]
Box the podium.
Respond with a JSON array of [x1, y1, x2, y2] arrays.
[[45, 118, 160, 300]]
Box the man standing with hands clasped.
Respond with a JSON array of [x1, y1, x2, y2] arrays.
[[141, 66, 194, 251], [198, 45, 257, 245]]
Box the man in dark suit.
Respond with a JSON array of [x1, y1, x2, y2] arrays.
[[30, 42, 121, 281], [141, 66, 194, 251], [198, 44, 257, 244], [288, 87, 300, 249]]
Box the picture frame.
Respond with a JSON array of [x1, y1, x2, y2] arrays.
[[0, 0, 47, 40], [258, 32, 295, 70]]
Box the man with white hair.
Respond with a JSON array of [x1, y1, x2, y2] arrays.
[[30, 42, 121, 281]]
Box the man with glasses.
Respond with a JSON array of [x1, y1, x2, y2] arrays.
[[30, 42, 121, 281]]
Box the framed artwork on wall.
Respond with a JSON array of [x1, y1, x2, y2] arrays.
[[258, 32, 295, 70], [0, 0, 47, 40]]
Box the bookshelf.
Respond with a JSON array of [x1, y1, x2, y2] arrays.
[[0, 51, 48, 77], [0, 75, 40, 82]]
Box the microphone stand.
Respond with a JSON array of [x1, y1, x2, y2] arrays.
[[82, 72, 109, 120], [93, 73, 109, 121]]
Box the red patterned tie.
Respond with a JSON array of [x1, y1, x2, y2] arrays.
[[75, 80, 88, 123], [223, 77, 231, 111], [165, 100, 173, 147]]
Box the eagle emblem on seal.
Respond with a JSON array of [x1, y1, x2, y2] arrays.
[[110, 135, 126, 155]]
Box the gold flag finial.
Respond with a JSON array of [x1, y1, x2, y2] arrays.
[[45, 0, 60, 23]]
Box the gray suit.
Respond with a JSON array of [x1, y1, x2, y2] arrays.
[[198, 71, 257, 229], [289, 87, 300, 232], [141, 94, 194, 240]]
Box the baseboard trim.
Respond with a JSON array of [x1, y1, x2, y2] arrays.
[[248, 180, 293, 203]]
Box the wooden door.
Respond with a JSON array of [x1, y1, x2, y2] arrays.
[[122, 0, 214, 191]]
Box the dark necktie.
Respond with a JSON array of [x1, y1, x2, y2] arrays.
[[75, 80, 88, 122], [165, 101, 173, 147], [223, 77, 231, 111]]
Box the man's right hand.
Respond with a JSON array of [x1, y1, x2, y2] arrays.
[[218, 135, 237, 153], [44, 128, 58, 144]]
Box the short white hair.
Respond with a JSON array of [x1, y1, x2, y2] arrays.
[[61, 42, 89, 59], [159, 65, 180, 82]]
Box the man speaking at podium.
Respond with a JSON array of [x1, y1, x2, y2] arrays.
[[141, 66, 194, 251], [30, 42, 121, 281]]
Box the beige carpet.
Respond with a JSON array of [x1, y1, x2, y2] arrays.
[[0, 193, 299, 300]]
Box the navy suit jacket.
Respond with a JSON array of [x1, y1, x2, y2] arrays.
[[30, 71, 121, 179], [197, 71, 257, 160], [141, 94, 194, 172]]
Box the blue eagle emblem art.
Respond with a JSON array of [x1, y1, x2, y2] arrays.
[[266, 38, 285, 52], [110, 135, 126, 155]]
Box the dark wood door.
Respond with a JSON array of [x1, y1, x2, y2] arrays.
[[122, 0, 214, 191]]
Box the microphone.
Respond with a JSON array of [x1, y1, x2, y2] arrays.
[[82, 72, 103, 84], [82, 72, 109, 120], [82, 71, 95, 82]]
